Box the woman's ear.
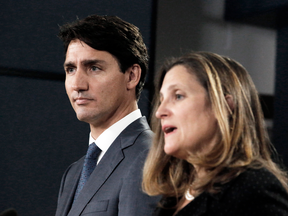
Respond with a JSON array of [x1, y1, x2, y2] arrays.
[[126, 64, 141, 90], [225, 95, 234, 112]]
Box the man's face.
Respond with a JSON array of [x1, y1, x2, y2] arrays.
[[64, 39, 130, 129]]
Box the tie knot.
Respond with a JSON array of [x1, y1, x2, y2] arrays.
[[86, 143, 101, 159]]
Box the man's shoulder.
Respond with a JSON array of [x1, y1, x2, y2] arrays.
[[125, 116, 151, 133], [119, 116, 153, 147]]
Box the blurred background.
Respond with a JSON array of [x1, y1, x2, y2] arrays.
[[1, 0, 288, 215]]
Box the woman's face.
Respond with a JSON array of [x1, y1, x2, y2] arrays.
[[156, 65, 219, 160]]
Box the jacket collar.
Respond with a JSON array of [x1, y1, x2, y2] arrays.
[[67, 116, 150, 216]]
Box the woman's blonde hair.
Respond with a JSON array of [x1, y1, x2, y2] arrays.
[[143, 51, 288, 200]]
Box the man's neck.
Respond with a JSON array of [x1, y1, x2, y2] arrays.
[[90, 103, 138, 140]]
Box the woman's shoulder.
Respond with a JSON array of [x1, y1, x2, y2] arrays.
[[222, 167, 287, 198], [214, 167, 288, 215], [233, 167, 284, 191]]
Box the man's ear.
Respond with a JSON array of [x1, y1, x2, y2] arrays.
[[126, 64, 141, 90], [225, 94, 234, 112]]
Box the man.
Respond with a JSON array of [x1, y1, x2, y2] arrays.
[[55, 15, 159, 216]]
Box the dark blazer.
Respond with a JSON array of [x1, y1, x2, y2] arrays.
[[55, 117, 160, 216], [154, 168, 288, 216]]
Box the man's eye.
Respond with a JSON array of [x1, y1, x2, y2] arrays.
[[91, 66, 99, 71], [66, 68, 75, 73]]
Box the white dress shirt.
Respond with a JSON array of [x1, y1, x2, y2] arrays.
[[88, 109, 142, 164]]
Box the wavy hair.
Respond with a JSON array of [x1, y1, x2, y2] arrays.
[[143, 52, 288, 200]]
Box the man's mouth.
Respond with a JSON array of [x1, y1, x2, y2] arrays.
[[74, 97, 92, 105]]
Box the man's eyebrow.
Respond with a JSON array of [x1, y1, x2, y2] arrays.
[[63, 59, 106, 68], [82, 59, 106, 67], [63, 61, 75, 68]]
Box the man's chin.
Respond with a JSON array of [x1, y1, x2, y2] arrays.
[[76, 113, 92, 123]]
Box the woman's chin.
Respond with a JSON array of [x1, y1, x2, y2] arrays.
[[164, 144, 183, 159], [164, 145, 175, 156]]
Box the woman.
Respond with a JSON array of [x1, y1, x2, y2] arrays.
[[143, 52, 288, 215]]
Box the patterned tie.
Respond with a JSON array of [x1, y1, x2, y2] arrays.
[[74, 142, 101, 201]]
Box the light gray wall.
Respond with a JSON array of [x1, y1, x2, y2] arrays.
[[155, 0, 276, 95]]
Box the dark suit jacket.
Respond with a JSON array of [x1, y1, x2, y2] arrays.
[[154, 168, 288, 216], [55, 117, 159, 216]]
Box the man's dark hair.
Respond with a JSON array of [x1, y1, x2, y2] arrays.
[[58, 14, 148, 100]]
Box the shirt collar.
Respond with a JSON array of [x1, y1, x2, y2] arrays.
[[88, 109, 142, 163]]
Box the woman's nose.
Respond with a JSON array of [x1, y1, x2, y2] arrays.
[[155, 100, 169, 119]]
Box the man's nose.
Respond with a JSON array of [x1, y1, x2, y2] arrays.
[[71, 70, 88, 92]]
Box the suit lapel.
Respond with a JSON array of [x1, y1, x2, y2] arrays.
[[69, 140, 124, 215], [67, 117, 150, 216], [57, 158, 84, 216]]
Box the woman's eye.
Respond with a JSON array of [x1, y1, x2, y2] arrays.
[[176, 94, 183, 100]]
